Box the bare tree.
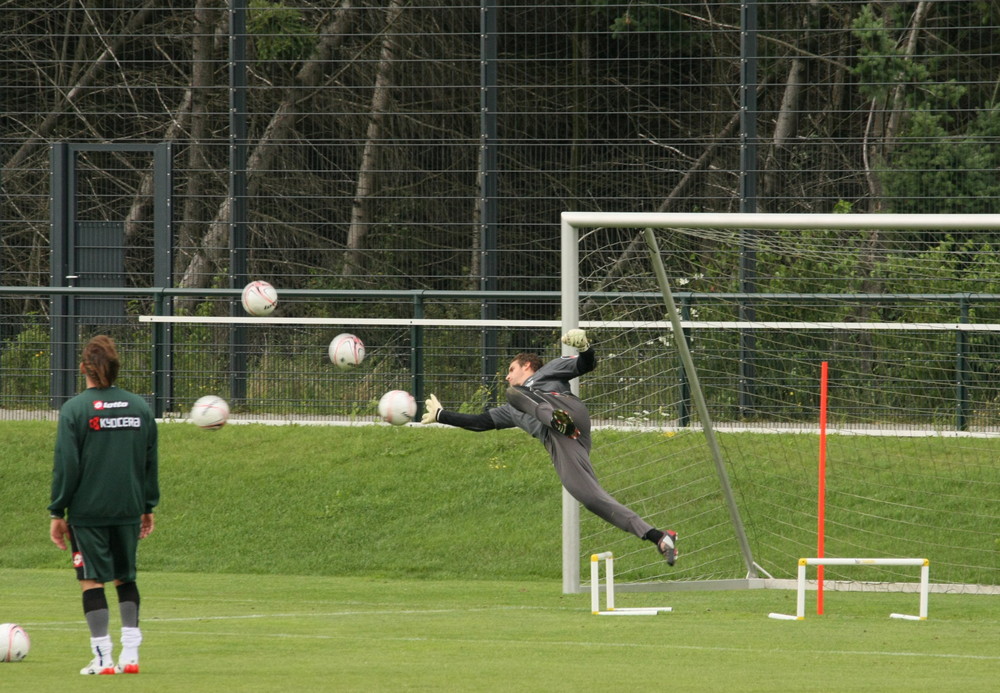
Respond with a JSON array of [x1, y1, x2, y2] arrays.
[[342, 0, 405, 278], [177, 1, 356, 289]]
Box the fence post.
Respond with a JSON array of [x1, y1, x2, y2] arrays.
[[956, 295, 969, 431]]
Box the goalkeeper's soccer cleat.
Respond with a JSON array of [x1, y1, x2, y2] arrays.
[[657, 530, 679, 566], [80, 656, 116, 675], [550, 409, 580, 440], [115, 660, 139, 674]]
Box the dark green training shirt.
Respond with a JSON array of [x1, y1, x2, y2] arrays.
[[49, 385, 159, 526]]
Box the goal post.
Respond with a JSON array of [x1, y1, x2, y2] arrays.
[[560, 211, 1000, 596]]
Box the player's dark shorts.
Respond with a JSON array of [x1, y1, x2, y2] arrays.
[[68, 523, 141, 583]]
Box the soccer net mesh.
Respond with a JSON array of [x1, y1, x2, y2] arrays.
[[564, 213, 1000, 594]]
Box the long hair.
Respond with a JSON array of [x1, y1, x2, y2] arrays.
[[81, 335, 120, 389]]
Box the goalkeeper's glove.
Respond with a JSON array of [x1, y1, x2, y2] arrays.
[[561, 328, 590, 351], [421, 393, 442, 424]]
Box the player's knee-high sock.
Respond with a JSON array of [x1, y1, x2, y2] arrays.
[[83, 587, 110, 637], [83, 587, 113, 662], [116, 581, 140, 628], [116, 582, 142, 663]]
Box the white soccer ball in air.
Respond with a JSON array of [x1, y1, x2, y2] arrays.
[[241, 280, 278, 317], [0, 623, 30, 663], [189, 395, 230, 430], [378, 390, 416, 426], [328, 333, 366, 369]]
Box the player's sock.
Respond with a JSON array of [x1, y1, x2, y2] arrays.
[[116, 581, 140, 627], [643, 528, 665, 544], [82, 587, 110, 637]]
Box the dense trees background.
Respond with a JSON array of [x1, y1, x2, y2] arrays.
[[1, 1, 999, 299]]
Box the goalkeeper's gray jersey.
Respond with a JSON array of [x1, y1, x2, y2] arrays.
[[523, 352, 594, 394], [487, 351, 595, 441]]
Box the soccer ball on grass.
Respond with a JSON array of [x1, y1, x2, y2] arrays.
[[1, 623, 29, 663]]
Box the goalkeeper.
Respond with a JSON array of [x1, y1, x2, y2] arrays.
[[420, 329, 677, 565]]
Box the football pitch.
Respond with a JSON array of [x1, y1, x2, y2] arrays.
[[5, 569, 998, 692]]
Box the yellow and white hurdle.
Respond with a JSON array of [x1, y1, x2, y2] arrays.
[[590, 552, 673, 616]]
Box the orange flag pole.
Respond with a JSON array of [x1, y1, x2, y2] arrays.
[[817, 361, 829, 615]]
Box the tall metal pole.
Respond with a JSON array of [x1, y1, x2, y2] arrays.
[[229, 0, 249, 405], [738, 0, 758, 417], [479, 0, 499, 398], [560, 217, 581, 593]]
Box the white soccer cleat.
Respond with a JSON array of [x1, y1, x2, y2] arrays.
[[115, 659, 139, 674], [80, 656, 116, 675]]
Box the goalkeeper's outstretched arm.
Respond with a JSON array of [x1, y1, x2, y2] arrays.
[[436, 409, 497, 432], [421, 393, 499, 432]]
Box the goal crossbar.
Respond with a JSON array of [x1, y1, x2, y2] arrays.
[[561, 211, 1000, 231]]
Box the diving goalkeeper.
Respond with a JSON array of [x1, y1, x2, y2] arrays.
[[420, 329, 677, 564]]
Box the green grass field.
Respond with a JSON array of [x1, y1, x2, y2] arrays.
[[4, 569, 998, 692], [1, 421, 998, 691]]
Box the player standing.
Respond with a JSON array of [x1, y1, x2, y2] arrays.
[[421, 329, 677, 563], [49, 335, 159, 675]]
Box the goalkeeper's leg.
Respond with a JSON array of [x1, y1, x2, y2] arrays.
[[547, 434, 655, 539], [553, 446, 679, 564]]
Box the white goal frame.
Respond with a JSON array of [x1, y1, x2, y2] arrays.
[[559, 211, 1000, 594]]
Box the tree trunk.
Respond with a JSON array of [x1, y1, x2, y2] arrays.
[[175, 0, 220, 271], [342, 0, 405, 278], [1, 1, 159, 179], [177, 2, 355, 290]]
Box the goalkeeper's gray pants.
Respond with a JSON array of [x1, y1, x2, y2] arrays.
[[508, 388, 656, 540]]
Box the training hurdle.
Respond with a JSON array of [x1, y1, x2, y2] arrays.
[[768, 557, 930, 621], [590, 552, 673, 616]]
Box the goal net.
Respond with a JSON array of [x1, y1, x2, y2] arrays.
[[562, 212, 1000, 595]]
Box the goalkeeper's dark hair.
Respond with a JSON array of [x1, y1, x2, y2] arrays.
[[512, 352, 543, 372], [81, 335, 120, 389]]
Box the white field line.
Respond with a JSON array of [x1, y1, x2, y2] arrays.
[[24, 607, 1000, 662]]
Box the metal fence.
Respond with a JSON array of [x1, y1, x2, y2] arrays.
[[5, 286, 1000, 434], [2, 2, 999, 293], [2, 3, 1000, 425]]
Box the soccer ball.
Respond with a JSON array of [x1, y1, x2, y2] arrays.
[[378, 390, 416, 426], [241, 280, 278, 317], [189, 395, 230, 430], [328, 333, 365, 369], [0, 623, 29, 663]]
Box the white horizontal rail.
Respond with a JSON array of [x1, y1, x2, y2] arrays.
[[562, 211, 1000, 231], [138, 315, 1000, 331], [803, 558, 928, 567]]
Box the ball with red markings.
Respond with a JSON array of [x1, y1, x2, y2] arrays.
[[0, 624, 29, 663], [241, 280, 278, 317], [328, 333, 366, 370], [189, 395, 229, 430], [378, 390, 416, 426]]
